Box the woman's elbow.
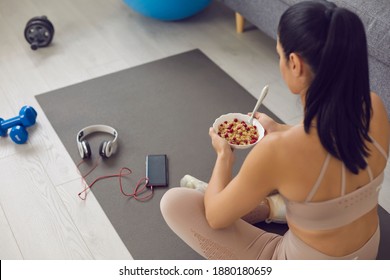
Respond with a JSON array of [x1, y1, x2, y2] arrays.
[[205, 209, 227, 230]]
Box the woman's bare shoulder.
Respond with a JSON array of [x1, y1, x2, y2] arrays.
[[371, 92, 389, 119], [370, 92, 390, 150], [253, 124, 318, 165]]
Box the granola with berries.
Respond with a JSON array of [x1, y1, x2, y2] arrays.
[[217, 118, 259, 145]]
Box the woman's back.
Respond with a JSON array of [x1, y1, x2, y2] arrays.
[[275, 92, 389, 257]]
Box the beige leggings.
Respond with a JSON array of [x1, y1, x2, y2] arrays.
[[160, 188, 380, 260]]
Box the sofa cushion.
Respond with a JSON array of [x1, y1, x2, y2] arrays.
[[333, 0, 389, 67], [280, 0, 306, 5]]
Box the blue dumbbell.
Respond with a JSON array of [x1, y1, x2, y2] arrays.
[[0, 106, 37, 144], [9, 125, 29, 144]]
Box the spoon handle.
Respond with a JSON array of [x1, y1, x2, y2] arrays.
[[249, 85, 269, 124]]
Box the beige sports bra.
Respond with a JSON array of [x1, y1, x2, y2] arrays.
[[284, 137, 388, 230]]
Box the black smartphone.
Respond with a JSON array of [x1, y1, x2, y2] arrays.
[[146, 154, 168, 187]]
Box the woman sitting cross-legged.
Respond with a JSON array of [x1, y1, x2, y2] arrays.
[[160, 0, 389, 260]]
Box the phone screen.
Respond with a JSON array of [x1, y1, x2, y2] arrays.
[[146, 154, 168, 187]]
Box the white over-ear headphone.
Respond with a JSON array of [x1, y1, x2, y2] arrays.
[[76, 125, 118, 159]]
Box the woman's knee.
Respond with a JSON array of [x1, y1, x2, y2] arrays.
[[160, 187, 204, 223], [160, 188, 182, 218]]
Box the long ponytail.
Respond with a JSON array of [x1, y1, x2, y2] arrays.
[[278, 1, 372, 174]]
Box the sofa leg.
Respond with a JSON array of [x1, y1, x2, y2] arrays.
[[235, 12, 245, 33]]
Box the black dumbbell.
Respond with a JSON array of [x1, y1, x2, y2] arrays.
[[24, 16, 55, 50], [0, 106, 37, 144]]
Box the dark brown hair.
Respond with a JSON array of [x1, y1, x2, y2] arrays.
[[278, 1, 372, 174]]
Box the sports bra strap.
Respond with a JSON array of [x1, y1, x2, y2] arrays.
[[367, 166, 374, 181], [371, 136, 388, 160], [341, 163, 346, 196], [305, 135, 386, 202], [305, 153, 331, 202]]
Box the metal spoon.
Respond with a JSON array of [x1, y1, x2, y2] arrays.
[[249, 85, 269, 124]]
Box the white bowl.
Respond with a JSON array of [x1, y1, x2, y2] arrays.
[[212, 113, 265, 149]]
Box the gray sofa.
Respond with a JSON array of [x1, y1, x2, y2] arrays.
[[220, 0, 390, 119]]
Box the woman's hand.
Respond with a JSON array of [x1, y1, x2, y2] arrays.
[[250, 112, 289, 134], [209, 127, 234, 160]]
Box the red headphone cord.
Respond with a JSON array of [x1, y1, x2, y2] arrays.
[[77, 160, 154, 201]]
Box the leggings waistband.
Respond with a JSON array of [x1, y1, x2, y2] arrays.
[[279, 226, 380, 260]]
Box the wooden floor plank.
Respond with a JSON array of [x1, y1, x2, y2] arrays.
[[0, 0, 388, 260]]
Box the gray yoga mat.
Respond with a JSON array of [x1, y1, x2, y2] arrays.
[[36, 49, 390, 260]]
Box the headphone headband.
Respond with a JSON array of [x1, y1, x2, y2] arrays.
[[76, 125, 118, 159], [77, 125, 118, 142]]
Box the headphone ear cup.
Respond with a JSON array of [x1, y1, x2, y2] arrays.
[[81, 140, 91, 159], [99, 141, 108, 158], [99, 141, 113, 158]]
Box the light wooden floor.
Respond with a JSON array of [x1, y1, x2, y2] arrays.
[[0, 0, 389, 259]]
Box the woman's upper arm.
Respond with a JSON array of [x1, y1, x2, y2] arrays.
[[371, 92, 390, 148], [207, 133, 282, 228]]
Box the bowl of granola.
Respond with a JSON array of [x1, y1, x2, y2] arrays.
[[213, 113, 265, 149]]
